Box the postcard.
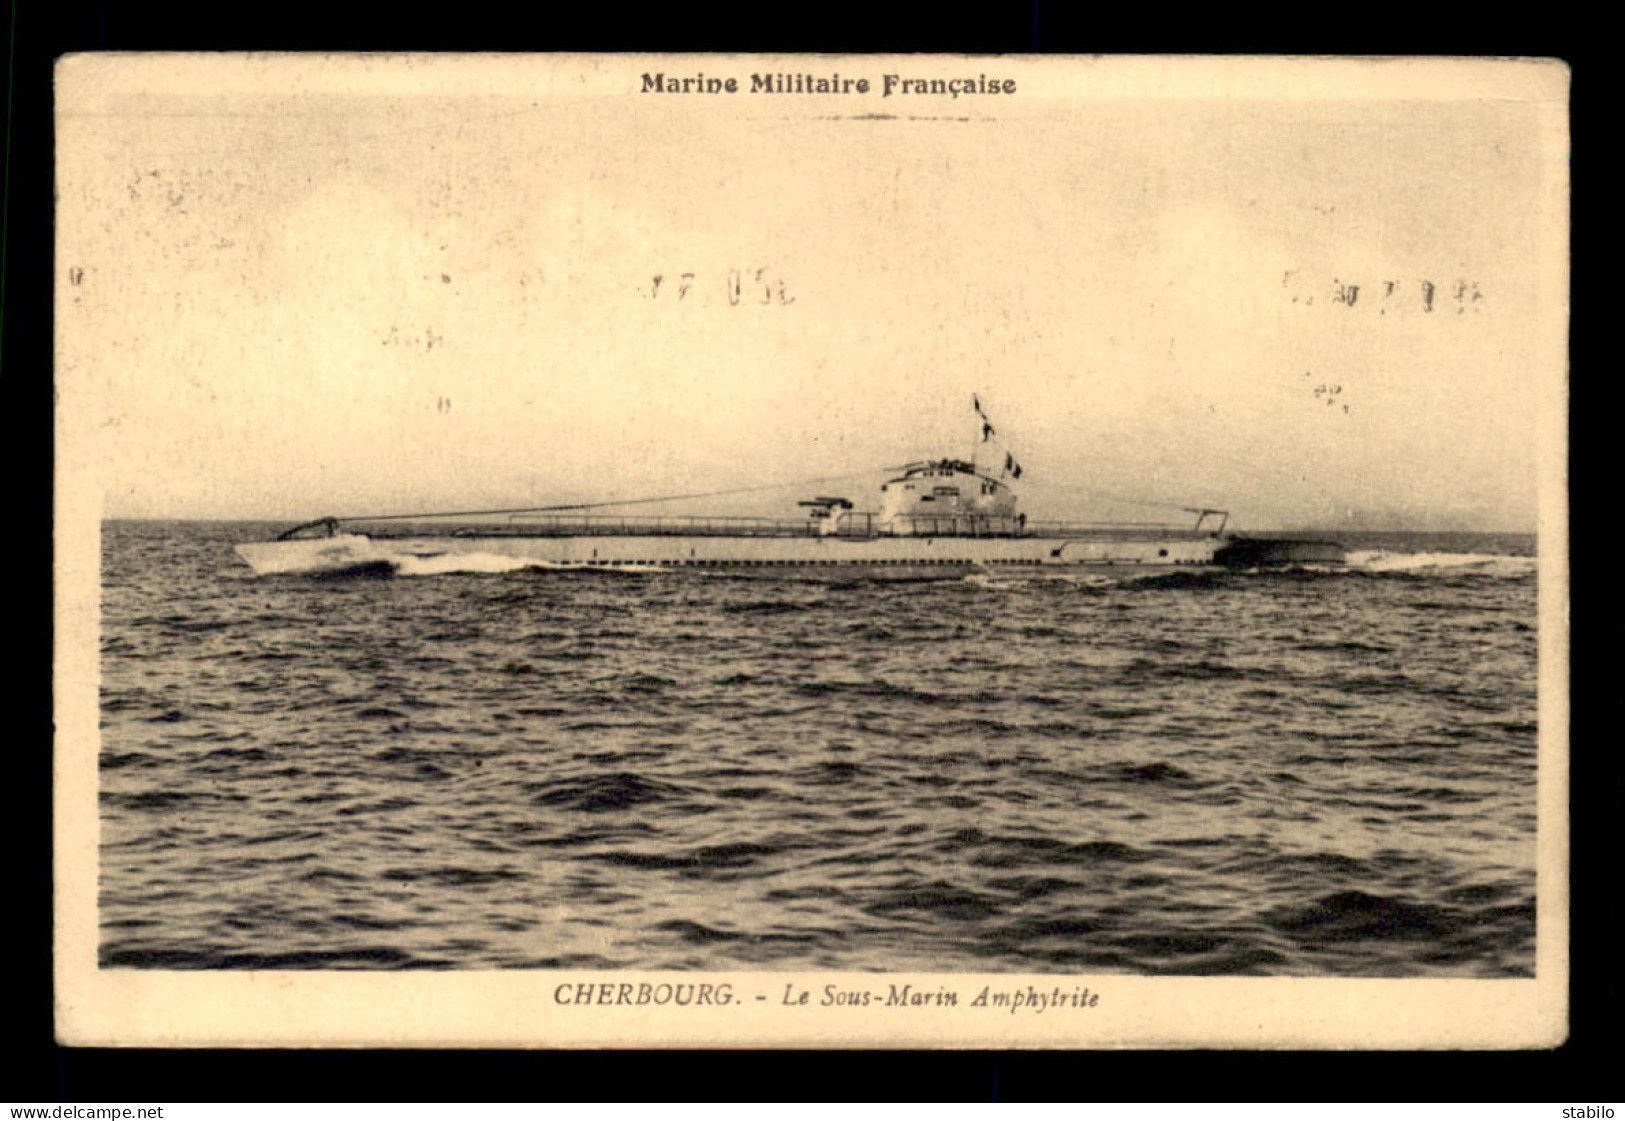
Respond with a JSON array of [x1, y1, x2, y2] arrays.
[[55, 53, 1569, 1048]]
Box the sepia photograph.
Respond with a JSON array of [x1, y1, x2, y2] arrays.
[[54, 53, 1568, 1048]]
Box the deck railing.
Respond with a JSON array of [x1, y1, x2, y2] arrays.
[[502, 513, 838, 537]]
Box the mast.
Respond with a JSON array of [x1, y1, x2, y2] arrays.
[[969, 393, 983, 474], [970, 394, 1021, 483]]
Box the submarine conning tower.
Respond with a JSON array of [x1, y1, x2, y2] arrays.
[[878, 459, 1021, 536]]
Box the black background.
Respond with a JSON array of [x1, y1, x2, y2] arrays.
[[10, 1, 1597, 1102]]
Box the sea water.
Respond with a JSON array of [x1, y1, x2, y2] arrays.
[[96, 522, 1540, 976]]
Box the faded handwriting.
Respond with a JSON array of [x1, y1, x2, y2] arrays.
[[1304, 371, 1353, 414], [381, 325, 442, 350], [1283, 271, 1483, 315], [649, 268, 795, 306]]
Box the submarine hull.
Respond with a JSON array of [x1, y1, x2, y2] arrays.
[[1213, 537, 1347, 568], [236, 531, 1344, 579]]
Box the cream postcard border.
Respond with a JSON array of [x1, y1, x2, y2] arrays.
[[54, 53, 1570, 1049]]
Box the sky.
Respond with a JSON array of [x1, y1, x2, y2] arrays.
[[57, 56, 1568, 531]]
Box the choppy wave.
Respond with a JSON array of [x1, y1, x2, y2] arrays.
[[393, 553, 677, 577], [97, 522, 1540, 976], [1345, 550, 1538, 578]]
